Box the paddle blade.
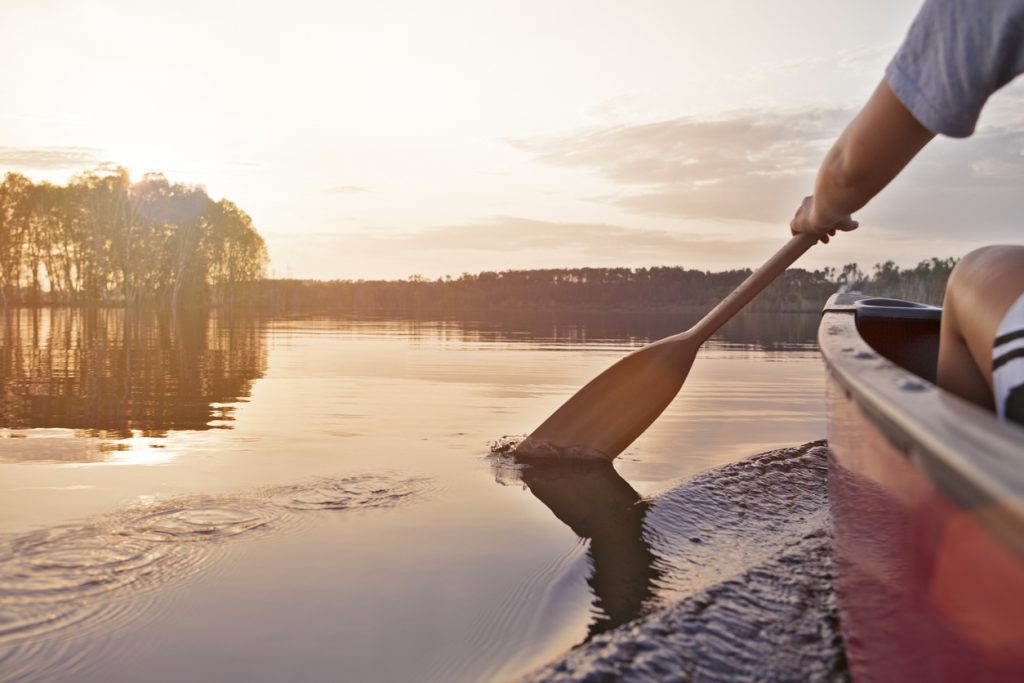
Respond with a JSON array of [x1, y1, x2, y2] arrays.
[[514, 337, 698, 461], [514, 236, 819, 462]]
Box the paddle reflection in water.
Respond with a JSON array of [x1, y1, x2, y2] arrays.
[[521, 443, 849, 683], [504, 457, 662, 639]]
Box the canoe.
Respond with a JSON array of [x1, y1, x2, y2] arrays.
[[819, 292, 1024, 682]]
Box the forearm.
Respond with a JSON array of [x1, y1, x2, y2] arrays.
[[810, 132, 883, 225], [808, 79, 935, 228]]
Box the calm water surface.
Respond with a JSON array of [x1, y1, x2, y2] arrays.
[[0, 308, 827, 682]]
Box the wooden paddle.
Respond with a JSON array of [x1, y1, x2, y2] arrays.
[[514, 232, 819, 461]]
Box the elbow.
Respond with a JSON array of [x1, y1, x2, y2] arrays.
[[820, 147, 868, 197], [813, 145, 876, 217]]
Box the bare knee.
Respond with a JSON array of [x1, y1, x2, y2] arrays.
[[945, 245, 1024, 321], [939, 254, 995, 407], [940, 245, 1024, 402], [945, 246, 1009, 306]]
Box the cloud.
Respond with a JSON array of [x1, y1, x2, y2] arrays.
[[266, 216, 780, 280], [745, 43, 893, 80], [0, 146, 105, 170], [836, 43, 897, 70], [328, 185, 370, 194], [843, 123, 1024, 242], [510, 108, 853, 224], [510, 108, 1024, 240], [392, 216, 695, 255]]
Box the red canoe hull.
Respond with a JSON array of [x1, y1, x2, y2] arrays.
[[820, 294, 1024, 682]]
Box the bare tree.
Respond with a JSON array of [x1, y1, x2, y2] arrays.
[[0, 173, 32, 309]]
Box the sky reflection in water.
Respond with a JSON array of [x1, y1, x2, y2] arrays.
[[0, 308, 826, 682]]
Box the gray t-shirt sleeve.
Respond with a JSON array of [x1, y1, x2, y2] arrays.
[[886, 0, 1024, 137]]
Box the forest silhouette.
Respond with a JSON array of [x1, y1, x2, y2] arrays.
[[1, 167, 956, 313], [250, 258, 956, 314], [0, 168, 267, 309]]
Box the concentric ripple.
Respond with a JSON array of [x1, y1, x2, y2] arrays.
[[0, 526, 174, 668], [4, 537, 168, 596], [128, 505, 273, 542], [0, 472, 431, 683], [268, 474, 430, 511]]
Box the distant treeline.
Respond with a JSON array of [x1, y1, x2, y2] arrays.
[[0, 166, 955, 314], [246, 258, 958, 314], [0, 168, 267, 309]]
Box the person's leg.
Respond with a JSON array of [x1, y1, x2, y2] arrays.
[[938, 245, 1024, 410]]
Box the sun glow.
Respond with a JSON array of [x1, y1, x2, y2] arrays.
[[1, 0, 1013, 279], [100, 146, 174, 182], [102, 432, 179, 467]]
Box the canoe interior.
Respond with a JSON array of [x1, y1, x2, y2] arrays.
[[855, 299, 940, 383]]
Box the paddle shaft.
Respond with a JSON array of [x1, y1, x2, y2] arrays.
[[686, 233, 818, 342], [515, 231, 819, 461]]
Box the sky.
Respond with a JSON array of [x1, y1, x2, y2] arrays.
[[2, 0, 1023, 280]]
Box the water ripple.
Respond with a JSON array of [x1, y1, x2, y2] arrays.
[[643, 441, 832, 601], [268, 474, 429, 511], [128, 505, 272, 542], [519, 442, 848, 682], [0, 473, 431, 683], [521, 528, 846, 682]]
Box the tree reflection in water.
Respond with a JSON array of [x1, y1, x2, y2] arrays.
[[0, 308, 267, 440]]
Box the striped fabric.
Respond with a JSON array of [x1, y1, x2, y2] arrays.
[[993, 292, 1024, 425]]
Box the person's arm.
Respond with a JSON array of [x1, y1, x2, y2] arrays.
[[791, 79, 935, 242]]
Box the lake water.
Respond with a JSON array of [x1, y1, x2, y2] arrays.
[[0, 307, 836, 682]]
